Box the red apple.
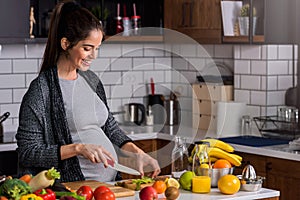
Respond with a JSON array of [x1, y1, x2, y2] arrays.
[[139, 186, 158, 200]]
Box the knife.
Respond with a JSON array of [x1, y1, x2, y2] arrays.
[[107, 159, 140, 176]]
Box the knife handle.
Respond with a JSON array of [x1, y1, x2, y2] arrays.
[[107, 159, 114, 167]]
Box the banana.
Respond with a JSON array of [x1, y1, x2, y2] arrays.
[[207, 147, 241, 166], [209, 156, 218, 163], [201, 138, 235, 153], [230, 153, 243, 162]]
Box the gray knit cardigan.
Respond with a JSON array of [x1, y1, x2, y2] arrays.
[[16, 67, 132, 182]]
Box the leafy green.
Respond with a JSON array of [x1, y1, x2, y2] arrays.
[[132, 176, 154, 190], [46, 167, 61, 180], [0, 178, 32, 200]]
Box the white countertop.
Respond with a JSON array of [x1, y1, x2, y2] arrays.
[[109, 187, 279, 200]]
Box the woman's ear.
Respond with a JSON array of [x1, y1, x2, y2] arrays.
[[61, 37, 70, 50]]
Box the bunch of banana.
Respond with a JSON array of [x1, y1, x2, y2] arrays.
[[188, 138, 242, 167]]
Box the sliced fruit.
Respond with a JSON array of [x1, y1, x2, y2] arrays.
[[200, 164, 210, 169], [166, 178, 180, 189]]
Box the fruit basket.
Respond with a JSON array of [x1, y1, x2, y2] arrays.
[[253, 116, 300, 140]]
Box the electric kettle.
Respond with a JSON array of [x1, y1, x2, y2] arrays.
[[123, 103, 146, 125]]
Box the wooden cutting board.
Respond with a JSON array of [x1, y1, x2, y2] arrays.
[[62, 180, 135, 198]]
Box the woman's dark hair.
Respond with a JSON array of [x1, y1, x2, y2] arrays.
[[40, 0, 103, 73]]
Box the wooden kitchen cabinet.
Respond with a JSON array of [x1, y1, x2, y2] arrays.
[[119, 139, 173, 179], [235, 151, 300, 200], [192, 83, 233, 131], [164, 0, 222, 44]]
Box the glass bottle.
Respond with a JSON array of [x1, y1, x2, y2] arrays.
[[192, 141, 211, 176], [171, 136, 189, 179], [192, 141, 211, 193]]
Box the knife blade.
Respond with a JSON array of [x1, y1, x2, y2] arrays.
[[107, 159, 140, 176]]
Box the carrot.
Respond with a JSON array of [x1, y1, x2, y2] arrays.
[[19, 174, 32, 184]]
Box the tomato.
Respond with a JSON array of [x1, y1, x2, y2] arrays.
[[94, 186, 115, 200], [76, 185, 94, 200], [94, 190, 115, 200]]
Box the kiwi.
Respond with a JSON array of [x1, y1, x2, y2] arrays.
[[165, 186, 180, 200]]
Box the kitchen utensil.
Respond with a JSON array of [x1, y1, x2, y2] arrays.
[[0, 112, 10, 123], [199, 167, 234, 187], [237, 175, 264, 192], [165, 92, 180, 126], [107, 159, 140, 176], [0, 112, 10, 143], [63, 180, 135, 198], [123, 103, 145, 125], [150, 78, 155, 96], [242, 163, 256, 180]]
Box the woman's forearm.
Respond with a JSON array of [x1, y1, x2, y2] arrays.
[[60, 143, 83, 160], [121, 142, 144, 155]]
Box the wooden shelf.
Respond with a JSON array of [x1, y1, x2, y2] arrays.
[[104, 35, 164, 42], [222, 35, 265, 43]]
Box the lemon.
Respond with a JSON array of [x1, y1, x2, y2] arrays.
[[218, 174, 241, 195], [179, 171, 195, 191], [167, 177, 180, 189], [200, 164, 210, 169]]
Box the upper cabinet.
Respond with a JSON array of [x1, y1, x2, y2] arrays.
[[0, 0, 30, 39], [164, 0, 222, 44], [164, 0, 266, 44], [264, 0, 300, 44]]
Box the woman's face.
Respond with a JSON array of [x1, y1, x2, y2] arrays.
[[66, 29, 103, 72]]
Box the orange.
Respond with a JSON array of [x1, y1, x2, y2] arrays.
[[152, 180, 167, 194], [213, 159, 232, 169], [218, 174, 240, 195]]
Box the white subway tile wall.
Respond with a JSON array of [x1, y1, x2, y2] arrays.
[[0, 43, 297, 128], [234, 44, 298, 117]]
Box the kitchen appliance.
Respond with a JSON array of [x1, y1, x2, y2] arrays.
[[123, 103, 145, 126], [147, 94, 165, 124], [0, 112, 10, 143]]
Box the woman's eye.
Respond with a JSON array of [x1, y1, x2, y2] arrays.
[[84, 47, 92, 51]]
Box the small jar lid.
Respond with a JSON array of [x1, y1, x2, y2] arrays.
[[131, 15, 141, 19]]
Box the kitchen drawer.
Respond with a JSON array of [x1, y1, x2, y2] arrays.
[[193, 99, 217, 115], [193, 84, 233, 101], [193, 114, 217, 130]]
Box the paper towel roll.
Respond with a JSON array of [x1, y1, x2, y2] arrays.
[[216, 101, 246, 138]]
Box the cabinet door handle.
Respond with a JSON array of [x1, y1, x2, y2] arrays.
[[181, 3, 187, 26], [266, 162, 272, 171], [189, 1, 195, 26]]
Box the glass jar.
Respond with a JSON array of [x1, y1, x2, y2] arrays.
[[192, 141, 211, 193], [192, 141, 211, 176], [171, 136, 189, 179]]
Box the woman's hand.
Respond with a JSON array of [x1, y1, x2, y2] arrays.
[[60, 143, 115, 167], [79, 144, 115, 167], [121, 142, 161, 178], [136, 152, 161, 178]]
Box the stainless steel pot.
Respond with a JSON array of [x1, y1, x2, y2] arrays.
[[123, 103, 145, 125]]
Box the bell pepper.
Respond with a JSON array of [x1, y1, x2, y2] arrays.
[[20, 194, 43, 200], [34, 189, 56, 200]]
